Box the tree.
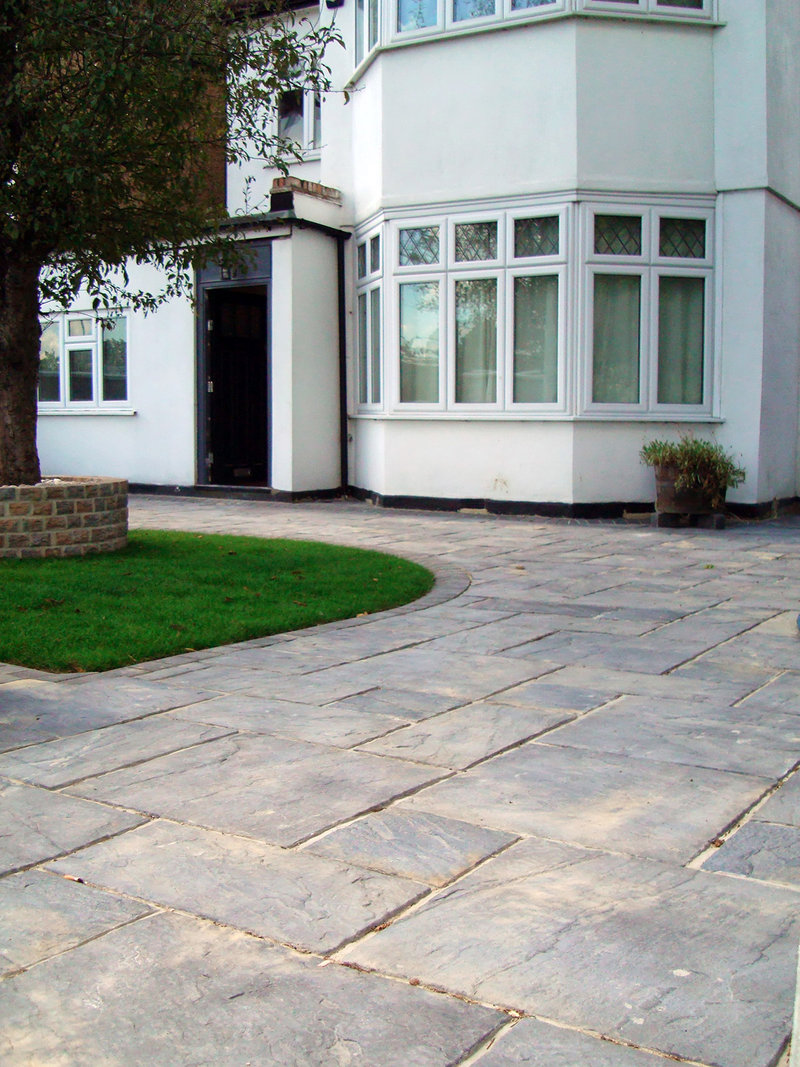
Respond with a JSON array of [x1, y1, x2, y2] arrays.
[[0, 0, 338, 485]]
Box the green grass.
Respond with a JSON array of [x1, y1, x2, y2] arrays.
[[0, 530, 434, 673]]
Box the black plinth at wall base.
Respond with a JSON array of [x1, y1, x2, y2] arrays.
[[652, 511, 726, 530]]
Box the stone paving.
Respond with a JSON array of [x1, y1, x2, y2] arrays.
[[1, 495, 800, 1066]]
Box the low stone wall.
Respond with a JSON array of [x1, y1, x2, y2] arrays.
[[0, 477, 128, 559]]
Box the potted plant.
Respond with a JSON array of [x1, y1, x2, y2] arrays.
[[640, 436, 745, 519]]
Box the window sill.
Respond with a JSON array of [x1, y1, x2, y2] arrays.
[[351, 410, 723, 422], [38, 408, 137, 417]]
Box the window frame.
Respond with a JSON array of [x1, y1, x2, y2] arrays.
[[276, 89, 322, 157], [355, 229, 384, 409], [37, 311, 130, 413], [582, 202, 714, 416]]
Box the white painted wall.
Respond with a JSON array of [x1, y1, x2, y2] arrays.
[[766, 0, 800, 208], [38, 266, 197, 486], [271, 228, 342, 492]]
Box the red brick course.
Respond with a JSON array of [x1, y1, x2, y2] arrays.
[[0, 478, 128, 559]]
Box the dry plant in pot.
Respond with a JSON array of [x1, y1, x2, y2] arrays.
[[640, 436, 746, 516]]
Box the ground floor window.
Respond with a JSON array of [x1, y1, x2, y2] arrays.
[[355, 196, 714, 419], [38, 313, 128, 409]]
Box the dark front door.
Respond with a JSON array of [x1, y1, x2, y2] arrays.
[[206, 287, 268, 485]]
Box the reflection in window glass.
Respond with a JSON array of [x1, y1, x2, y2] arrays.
[[514, 216, 559, 258], [277, 91, 303, 143], [511, 0, 556, 8], [311, 94, 322, 150], [358, 294, 368, 404], [592, 274, 641, 403], [594, 215, 642, 256], [68, 317, 92, 338], [455, 278, 497, 403], [357, 243, 367, 280], [399, 226, 439, 267], [453, 0, 495, 19], [370, 288, 381, 404], [658, 276, 704, 404], [454, 221, 497, 263], [101, 317, 127, 401], [68, 348, 94, 402], [370, 235, 381, 274], [659, 217, 706, 259], [398, 0, 437, 29], [400, 281, 439, 402], [513, 275, 558, 403], [38, 321, 61, 402]]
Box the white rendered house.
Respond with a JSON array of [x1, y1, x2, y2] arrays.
[[37, 0, 800, 515]]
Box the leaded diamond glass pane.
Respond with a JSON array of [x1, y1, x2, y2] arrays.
[[370, 235, 381, 273], [659, 217, 706, 259], [357, 243, 367, 279], [455, 221, 497, 262], [514, 216, 559, 258], [399, 226, 440, 267], [594, 215, 642, 256]]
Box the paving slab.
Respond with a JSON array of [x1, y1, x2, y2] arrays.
[[66, 733, 446, 846], [737, 669, 800, 713], [0, 869, 151, 976], [48, 819, 429, 953], [329, 687, 471, 721], [477, 1017, 680, 1065], [0, 677, 215, 751], [401, 742, 769, 862], [702, 821, 800, 888], [341, 836, 800, 1067], [754, 770, 800, 826], [303, 808, 517, 886], [0, 782, 145, 874], [170, 693, 405, 746], [0, 911, 507, 1066], [0, 716, 233, 787], [359, 702, 572, 769], [542, 693, 800, 778]]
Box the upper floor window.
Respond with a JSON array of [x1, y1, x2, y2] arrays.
[[277, 90, 322, 154], [388, 0, 711, 48], [38, 313, 129, 409], [356, 0, 380, 64]]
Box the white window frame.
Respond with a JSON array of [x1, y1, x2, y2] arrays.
[[355, 229, 384, 409], [38, 311, 130, 412], [582, 202, 714, 416], [356, 0, 382, 65], [276, 89, 322, 157], [448, 269, 504, 409], [578, 0, 714, 19]]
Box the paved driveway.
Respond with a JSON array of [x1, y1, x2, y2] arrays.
[[2, 496, 800, 1066]]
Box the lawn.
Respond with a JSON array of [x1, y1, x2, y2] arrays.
[[0, 530, 434, 673]]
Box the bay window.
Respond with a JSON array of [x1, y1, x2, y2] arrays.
[[356, 232, 383, 406]]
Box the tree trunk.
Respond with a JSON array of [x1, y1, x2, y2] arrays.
[[0, 255, 42, 486]]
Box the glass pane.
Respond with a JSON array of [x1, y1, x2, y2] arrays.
[[38, 321, 61, 402], [513, 275, 559, 404], [358, 293, 368, 404], [357, 242, 367, 280], [594, 215, 642, 256], [659, 217, 706, 259], [657, 0, 703, 8], [370, 235, 381, 274], [399, 226, 439, 267], [455, 221, 497, 262], [310, 94, 322, 150], [101, 317, 127, 401], [68, 317, 92, 338], [453, 0, 495, 19], [514, 216, 559, 258], [455, 278, 497, 404], [356, 0, 365, 63], [277, 91, 303, 143], [511, 0, 557, 9], [592, 274, 641, 403], [68, 348, 94, 402], [658, 276, 704, 404], [398, 0, 437, 29], [400, 281, 439, 403], [368, 0, 379, 49], [370, 288, 381, 404]]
